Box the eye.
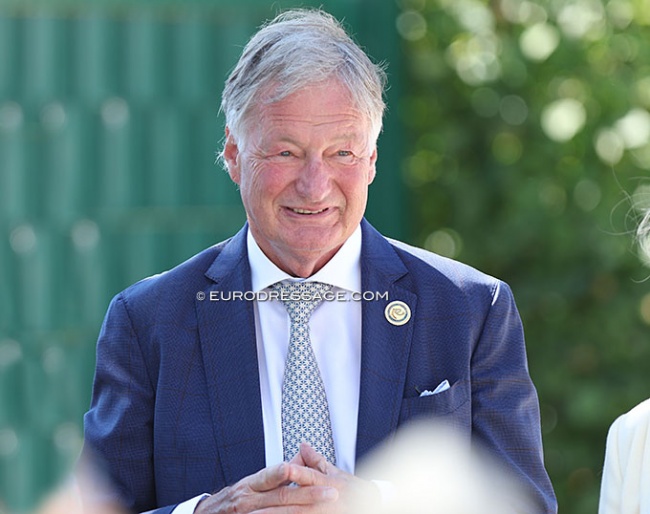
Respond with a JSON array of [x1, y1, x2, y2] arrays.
[[279, 150, 293, 157], [333, 150, 358, 164]]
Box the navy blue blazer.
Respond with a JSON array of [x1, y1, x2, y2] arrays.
[[83, 219, 557, 513]]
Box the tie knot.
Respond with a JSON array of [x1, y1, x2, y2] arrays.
[[272, 281, 332, 323]]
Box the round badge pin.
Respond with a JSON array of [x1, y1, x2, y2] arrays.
[[385, 300, 411, 326]]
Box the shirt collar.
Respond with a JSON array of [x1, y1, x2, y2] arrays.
[[247, 225, 362, 293]]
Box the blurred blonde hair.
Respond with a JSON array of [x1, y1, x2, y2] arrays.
[[638, 209, 650, 264]]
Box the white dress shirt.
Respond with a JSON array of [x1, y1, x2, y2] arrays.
[[249, 225, 362, 474], [173, 226, 363, 514]]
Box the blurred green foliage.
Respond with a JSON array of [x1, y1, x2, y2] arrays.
[[395, 0, 650, 512]]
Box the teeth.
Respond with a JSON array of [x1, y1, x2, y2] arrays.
[[292, 208, 325, 214]]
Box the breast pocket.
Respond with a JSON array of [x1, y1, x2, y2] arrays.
[[398, 380, 470, 430]]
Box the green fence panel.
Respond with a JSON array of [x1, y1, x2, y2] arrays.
[[0, 106, 27, 221]]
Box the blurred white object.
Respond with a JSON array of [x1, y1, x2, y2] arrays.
[[355, 421, 532, 513]]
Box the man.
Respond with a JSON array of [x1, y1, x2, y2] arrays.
[[83, 9, 557, 514]]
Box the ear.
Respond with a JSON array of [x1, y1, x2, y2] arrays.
[[367, 147, 377, 185], [223, 127, 241, 185]]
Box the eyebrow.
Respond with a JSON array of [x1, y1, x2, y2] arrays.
[[270, 131, 367, 145]]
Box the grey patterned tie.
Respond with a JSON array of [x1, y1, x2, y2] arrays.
[[273, 281, 337, 465]]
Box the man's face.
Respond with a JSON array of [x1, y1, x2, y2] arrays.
[[225, 78, 377, 277]]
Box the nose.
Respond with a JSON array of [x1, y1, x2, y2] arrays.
[[294, 156, 331, 202]]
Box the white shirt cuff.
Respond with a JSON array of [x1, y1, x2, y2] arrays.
[[169, 493, 209, 514]]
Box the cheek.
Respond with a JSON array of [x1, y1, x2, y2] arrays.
[[240, 162, 289, 205], [338, 173, 371, 202]]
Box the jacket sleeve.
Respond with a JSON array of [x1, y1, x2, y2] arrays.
[[470, 280, 557, 513], [83, 293, 176, 514]]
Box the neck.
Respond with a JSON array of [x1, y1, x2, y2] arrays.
[[253, 238, 341, 278], [271, 249, 339, 278]]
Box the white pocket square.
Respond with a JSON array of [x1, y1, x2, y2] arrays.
[[418, 379, 450, 397]]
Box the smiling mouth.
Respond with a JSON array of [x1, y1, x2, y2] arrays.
[[290, 208, 327, 215]]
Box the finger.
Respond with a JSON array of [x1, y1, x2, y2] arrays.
[[289, 451, 306, 467], [250, 463, 295, 492], [284, 462, 330, 487], [275, 484, 338, 506], [251, 486, 338, 513], [200, 478, 337, 514], [298, 443, 330, 474]]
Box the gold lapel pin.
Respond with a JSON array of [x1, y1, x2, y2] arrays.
[[385, 300, 411, 326]]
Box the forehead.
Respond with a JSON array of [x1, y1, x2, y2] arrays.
[[254, 79, 370, 135]]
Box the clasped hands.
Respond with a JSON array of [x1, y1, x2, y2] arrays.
[[195, 443, 379, 514]]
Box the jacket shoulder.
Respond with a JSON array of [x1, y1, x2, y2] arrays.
[[386, 237, 501, 291], [118, 237, 233, 305]]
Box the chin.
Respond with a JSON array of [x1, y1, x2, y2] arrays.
[[292, 233, 342, 249]]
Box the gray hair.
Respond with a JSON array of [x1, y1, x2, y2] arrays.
[[220, 9, 387, 152]]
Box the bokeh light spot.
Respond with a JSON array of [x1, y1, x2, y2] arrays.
[[557, 0, 606, 40], [0, 339, 22, 369], [615, 108, 650, 149], [499, 0, 548, 25], [634, 77, 650, 108], [631, 143, 650, 170], [539, 182, 567, 215], [424, 228, 462, 258], [499, 95, 528, 125], [101, 97, 130, 128], [440, 0, 495, 34], [606, 0, 634, 29], [402, 150, 442, 186], [631, 183, 650, 213], [0, 429, 19, 457], [54, 423, 83, 456], [640, 294, 650, 324], [10, 224, 37, 254], [43, 346, 65, 375], [447, 34, 502, 85], [520, 23, 560, 61], [471, 87, 500, 117], [71, 219, 101, 251], [573, 179, 602, 212], [594, 129, 624, 165], [541, 98, 586, 142], [396, 10, 428, 41], [0, 102, 23, 132]]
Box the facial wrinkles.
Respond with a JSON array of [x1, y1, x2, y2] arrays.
[[268, 113, 365, 150], [231, 80, 377, 277], [259, 88, 371, 142]]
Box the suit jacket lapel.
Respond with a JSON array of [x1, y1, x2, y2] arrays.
[[195, 225, 266, 485], [356, 220, 416, 466], [194, 221, 416, 481]]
